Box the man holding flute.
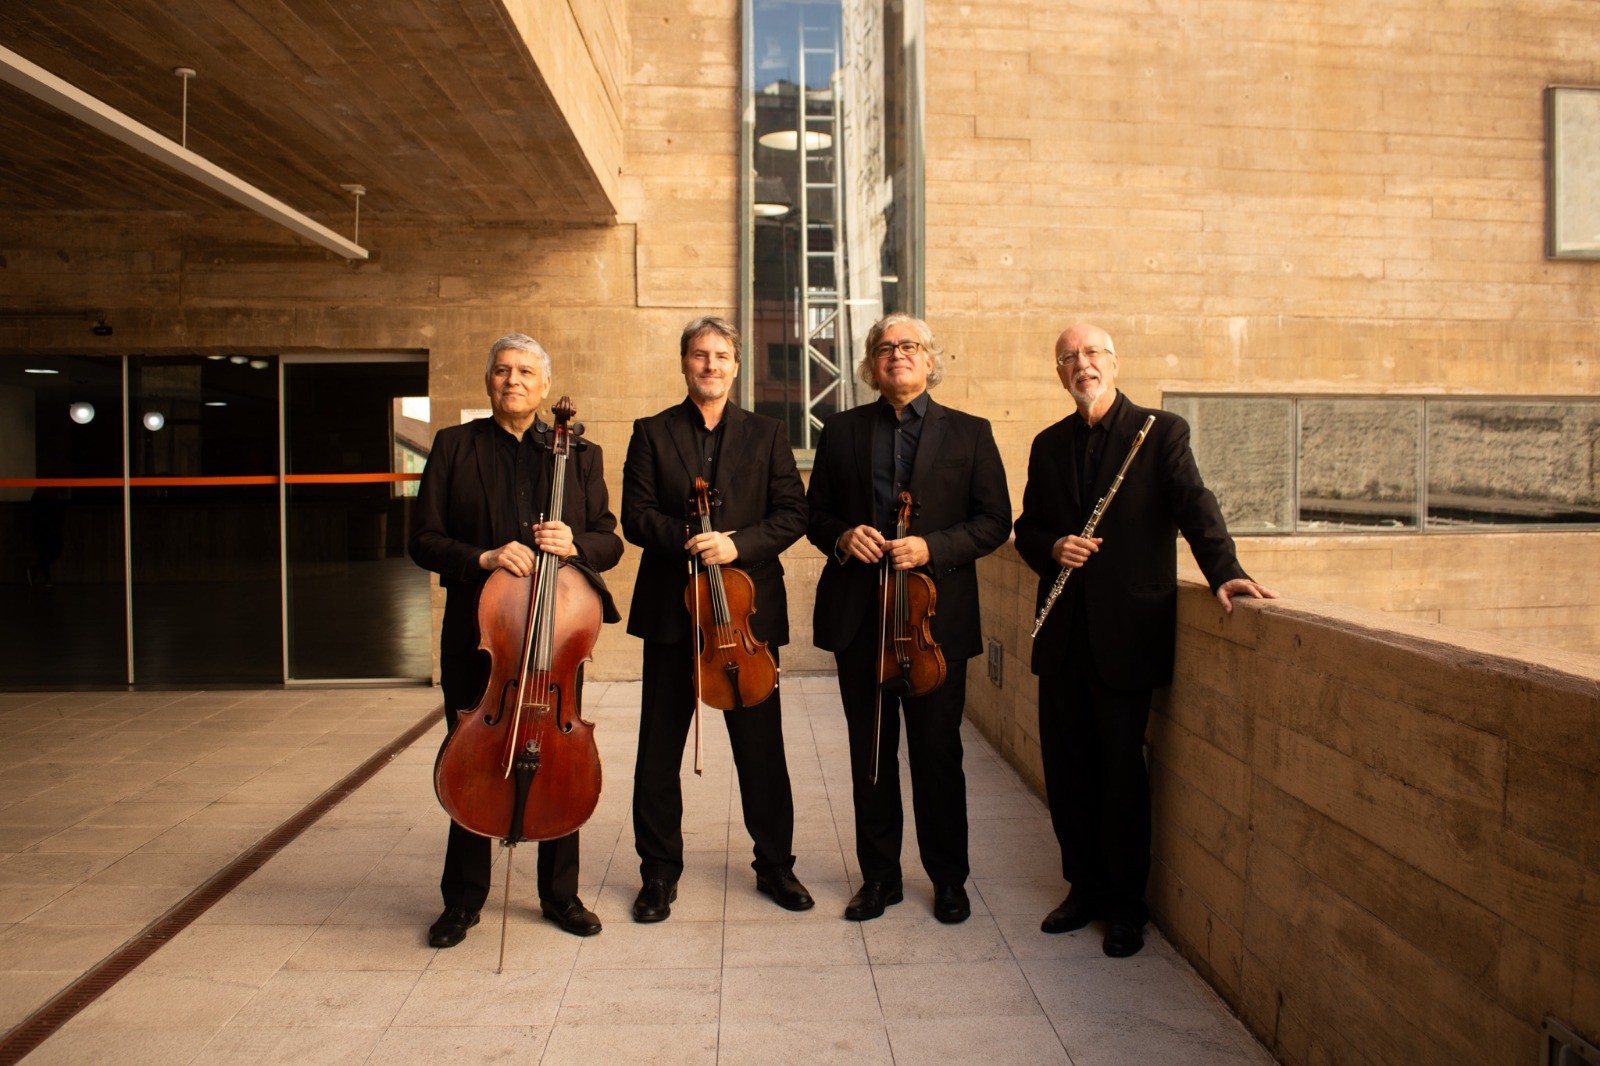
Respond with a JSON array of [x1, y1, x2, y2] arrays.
[[1014, 322, 1275, 957]]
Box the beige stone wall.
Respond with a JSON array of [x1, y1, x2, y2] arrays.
[[968, 543, 1600, 1065], [921, 0, 1600, 656]]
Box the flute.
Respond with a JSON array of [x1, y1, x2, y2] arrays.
[[1029, 414, 1156, 639]]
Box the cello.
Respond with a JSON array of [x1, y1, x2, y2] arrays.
[[683, 476, 779, 772], [432, 396, 603, 969], [870, 490, 946, 783]]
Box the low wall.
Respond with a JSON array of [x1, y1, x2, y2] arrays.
[[969, 541, 1600, 1066]]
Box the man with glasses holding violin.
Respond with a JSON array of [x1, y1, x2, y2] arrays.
[[806, 313, 1011, 924], [1014, 322, 1275, 957]]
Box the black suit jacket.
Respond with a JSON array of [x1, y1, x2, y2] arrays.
[[1013, 393, 1248, 688], [409, 418, 623, 666], [806, 395, 1012, 661], [621, 400, 808, 646]]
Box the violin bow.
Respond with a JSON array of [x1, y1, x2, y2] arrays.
[[871, 552, 892, 786], [686, 527, 703, 777]]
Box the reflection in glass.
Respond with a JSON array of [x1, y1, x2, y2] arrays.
[[746, 0, 921, 449], [1165, 396, 1294, 533], [128, 355, 281, 684], [1298, 399, 1421, 530], [0, 356, 127, 686], [1426, 401, 1600, 527], [286, 361, 431, 681]]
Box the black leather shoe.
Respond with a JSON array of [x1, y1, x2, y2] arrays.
[[1041, 895, 1099, 934], [540, 896, 602, 937], [933, 884, 970, 924], [1103, 919, 1145, 957], [844, 880, 903, 921], [632, 878, 677, 923], [427, 905, 480, 948], [756, 869, 815, 911]]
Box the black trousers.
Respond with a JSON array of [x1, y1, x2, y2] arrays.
[[438, 651, 579, 910], [632, 637, 796, 884], [835, 622, 970, 887], [1037, 632, 1153, 927]]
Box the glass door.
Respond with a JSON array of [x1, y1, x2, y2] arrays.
[[127, 355, 282, 684], [283, 357, 431, 682], [0, 355, 128, 687]]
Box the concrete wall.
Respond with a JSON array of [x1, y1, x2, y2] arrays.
[[923, 0, 1600, 656], [968, 541, 1600, 1065]]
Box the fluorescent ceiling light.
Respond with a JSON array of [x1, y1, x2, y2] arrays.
[[0, 43, 368, 260], [757, 130, 832, 152]]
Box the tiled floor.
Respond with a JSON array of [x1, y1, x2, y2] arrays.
[[0, 678, 1273, 1064]]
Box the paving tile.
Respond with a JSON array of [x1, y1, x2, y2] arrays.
[[369, 1025, 551, 1063], [0, 921, 140, 972], [720, 964, 882, 1023], [874, 959, 1045, 1020], [192, 1024, 383, 1064], [391, 967, 566, 1026], [543, 1022, 718, 1064], [886, 1014, 1071, 1064], [717, 1018, 894, 1065], [1023, 954, 1208, 1018], [141, 923, 315, 980], [723, 917, 868, 967], [861, 913, 1011, 965], [24, 1024, 220, 1066], [572, 917, 723, 970], [232, 969, 418, 1027], [74, 972, 263, 1028], [557, 967, 722, 1026], [1053, 1006, 1273, 1065]]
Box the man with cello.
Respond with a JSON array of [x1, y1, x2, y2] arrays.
[[806, 313, 1011, 923], [620, 316, 812, 922], [410, 332, 623, 946]]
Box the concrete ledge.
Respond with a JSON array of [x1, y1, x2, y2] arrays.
[[970, 540, 1600, 1065]]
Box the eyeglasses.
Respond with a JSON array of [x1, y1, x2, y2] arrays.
[[1055, 347, 1113, 366], [873, 339, 923, 360]]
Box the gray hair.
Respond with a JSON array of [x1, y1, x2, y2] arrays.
[[856, 313, 946, 392], [486, 333, 553, 379], [679, 316, 741, 363]]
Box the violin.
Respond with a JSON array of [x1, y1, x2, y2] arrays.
[[685, 476, 778, 713], [432, 397, 603, 966], [870, 490, 945, 784], [877, 490, 945, 698]]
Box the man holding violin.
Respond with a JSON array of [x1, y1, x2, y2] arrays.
[[620, 316, 812, 922], [409, 332, 623, 946], [806, 313, 1011, 923]]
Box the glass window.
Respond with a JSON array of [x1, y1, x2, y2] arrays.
[[1426, 401, 1600, 527], [744, 0, 922, 451], [1297, 399, 1421, 531], [1165, 396, 1294, 533]]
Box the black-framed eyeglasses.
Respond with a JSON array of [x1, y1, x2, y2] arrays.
[[1056, 347, 1112, 366], [873, 339, 923, 359]]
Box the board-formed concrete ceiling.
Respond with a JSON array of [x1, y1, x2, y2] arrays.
[[0, 0, 618, 229]]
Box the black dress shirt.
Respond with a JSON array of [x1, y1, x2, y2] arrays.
[[872, 391, 930, 534]]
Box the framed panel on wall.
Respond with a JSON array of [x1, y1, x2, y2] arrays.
[[1546, 85, 1600, 260]]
